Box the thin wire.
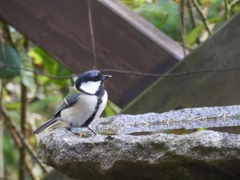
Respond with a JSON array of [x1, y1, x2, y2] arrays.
[[0, 64, 76, 79], [100, 66, 240, 77], [87, 0, 97, 69], [0, 65, 240, 79], [179, 0, 195, 106]]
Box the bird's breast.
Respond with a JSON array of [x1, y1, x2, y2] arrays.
[[60, 94, 98, 126], [95, 91, 108, 121]]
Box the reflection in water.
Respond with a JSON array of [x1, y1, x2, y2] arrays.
[[128, 126, 240, 136], [95, 115, 240, 136]]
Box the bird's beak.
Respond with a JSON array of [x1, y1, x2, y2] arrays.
[[102, 74, 112, 80]]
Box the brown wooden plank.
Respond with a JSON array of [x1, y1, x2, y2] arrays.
[[0, 0, 184, 107], [123, 12, 240, 114]]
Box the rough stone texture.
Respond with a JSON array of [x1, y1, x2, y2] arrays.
[[38, 105, 240, 179], [91, 105, 240, 135]]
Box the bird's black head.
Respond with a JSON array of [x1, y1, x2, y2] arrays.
[[77, 70, 102, 83], [75, 70, 111, 95]]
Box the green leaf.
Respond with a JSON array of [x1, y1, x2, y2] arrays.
[[137, 0, 180, 41], [3, 102, 20, 110], [102, 100, 122, 117], [0, 44, 20, 78], [186, 24, 204, 46], [108, 100, 122, 114], [186, 17, 223, 46], [102, 104, 116, 117], [233, 6, 240, 13], [28, 47, 58, 75], [28, 49, 43, 65], [28, 47, 72, 86], [121, 0, 147, 9]]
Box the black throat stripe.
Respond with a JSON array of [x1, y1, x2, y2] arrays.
[[81, 97, 103, 127], [81, 84, 105, 127]]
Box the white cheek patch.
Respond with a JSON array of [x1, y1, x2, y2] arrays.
[[80, 81, 101, 94]]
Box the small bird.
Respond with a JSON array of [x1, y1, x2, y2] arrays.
[[33, 70, 111, 135]]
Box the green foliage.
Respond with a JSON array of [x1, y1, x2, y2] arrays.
[[137, 0, 181, 41], [21, 55, 37, 98], [1, 27, 74, 179], [29, 95, 62, 114], [29, 47, 72, 87], [102, 100, 122, 117], [1, 0, 240, 179], [186, 16, 222, 46], [3, 130, 18, 180], [0, 43, 20, 78], [122, 0, 240, 46], [120, 0, 147, 9]]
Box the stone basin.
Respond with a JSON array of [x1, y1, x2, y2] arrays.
[[37, 105, 240, 179]]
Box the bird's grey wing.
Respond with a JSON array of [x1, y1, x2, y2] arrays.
[[54, 92, 81, 117], [33, 117, 59, 134], [33, 92, 81, 134]]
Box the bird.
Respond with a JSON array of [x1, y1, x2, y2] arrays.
[[33, 70, 111, 135]]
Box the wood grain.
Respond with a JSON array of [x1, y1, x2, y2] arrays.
[[123, 13, 240, 114], [0, 0, 183, 107]]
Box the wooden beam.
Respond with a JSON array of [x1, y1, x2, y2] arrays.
[[0, 0, 183, 107], [123, 12, 240, 114]]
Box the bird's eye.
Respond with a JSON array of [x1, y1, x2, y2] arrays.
[[94, 77, 98, 81], [94, 73, 102, 81]]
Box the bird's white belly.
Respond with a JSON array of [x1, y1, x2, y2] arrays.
[[60, 91, 108, 127], [61, 94, 98, 126]]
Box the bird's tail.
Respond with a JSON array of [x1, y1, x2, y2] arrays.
[[33, 118, 60, 134]]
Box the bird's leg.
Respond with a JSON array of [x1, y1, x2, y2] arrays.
[[79, 132, 83, 138], [87, 126, 97, 136]]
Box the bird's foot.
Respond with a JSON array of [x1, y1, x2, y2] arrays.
[[68, 126, 82, 137], [67, 126, 97, 137]]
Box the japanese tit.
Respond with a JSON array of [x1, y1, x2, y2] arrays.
[[33, 70, 111, 135]]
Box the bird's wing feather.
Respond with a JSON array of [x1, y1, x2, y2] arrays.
[[33, 87, 81, 134], [33, 117, 59, 134], [54, 90, 81, 117]]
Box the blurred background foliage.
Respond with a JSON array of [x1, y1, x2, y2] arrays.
[[122, 0, 240, 46], [0, 0, 240, 179]]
